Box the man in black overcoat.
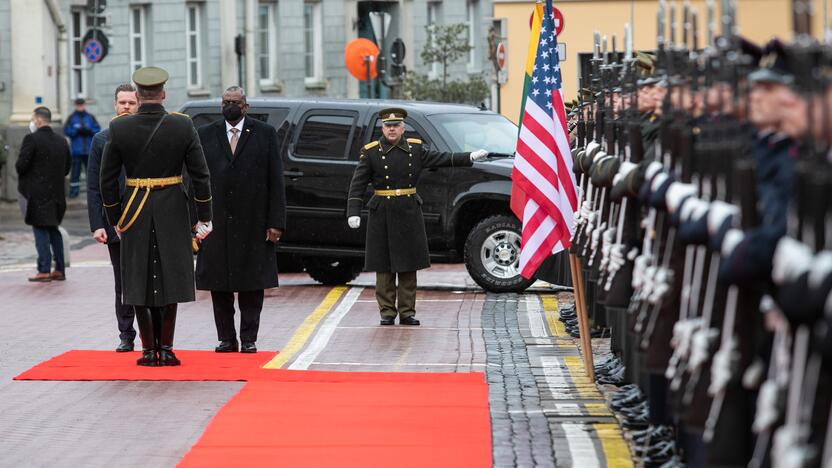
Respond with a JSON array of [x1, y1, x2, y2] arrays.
[[195, 86, 286, 354], [347, 108, 489, 326], [101, 67, 213, 366], [16, 106, 71, 282], [87, 84, 139, 352]]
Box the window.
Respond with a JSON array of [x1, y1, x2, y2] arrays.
[[370, 119, 431, 150], [303, 1, 323, 83], [186, 4, 203, 88], [129, 6, 147, 71], [295, 113, 357, 159], [257, 2, 277, 85], [70, 10, 88, 98], [466, 1, 477, 69], [432, 113, 518, 154], [427, 2, 440, 78]]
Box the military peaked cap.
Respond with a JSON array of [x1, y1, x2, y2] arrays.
[[133, 66, 170, 88], [379, 107, 407, 124]]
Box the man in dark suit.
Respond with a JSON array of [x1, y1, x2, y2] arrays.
[[101, 66, 213, 366], [196, 86, 286, 354], [16, 106, 71, 282], [87, 84, 139, 352]]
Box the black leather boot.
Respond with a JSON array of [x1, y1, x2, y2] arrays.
[[158, 305, 180, 366], [134, 307, 158, 366]]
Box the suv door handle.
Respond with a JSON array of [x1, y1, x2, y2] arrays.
[[284, 170, 304, 179]]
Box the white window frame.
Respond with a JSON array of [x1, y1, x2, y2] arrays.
[[70, 9, 88, 98], [129, 5, 147, 72], [303, 1, 323, 84], [257, 2, 277, 86], [427, 2, 440, 79], [186, 3, 203, 89], [467, 0, 477, 69]]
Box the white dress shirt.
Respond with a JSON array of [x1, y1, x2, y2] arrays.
[[225, 118, 245, 144]]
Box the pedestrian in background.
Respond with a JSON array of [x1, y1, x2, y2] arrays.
[[86, 84, 139, 352], [16, 106, 71, 282], [196, 86, 286, 354], [64, 98, 100, 198]]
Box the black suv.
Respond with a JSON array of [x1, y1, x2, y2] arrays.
[[180, 98, 533, 293]]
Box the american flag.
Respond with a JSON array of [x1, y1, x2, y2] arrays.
[[511, 0, 578, 279]]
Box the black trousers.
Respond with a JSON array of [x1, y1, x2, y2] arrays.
[[210, 290, 264, 343], [107, 242, 136, 341]]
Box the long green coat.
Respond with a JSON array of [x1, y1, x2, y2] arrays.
[[347, 137, 470, 273]]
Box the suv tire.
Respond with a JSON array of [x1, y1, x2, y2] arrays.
[[464, 215, 535, 293], [303, 257, 363, 285]]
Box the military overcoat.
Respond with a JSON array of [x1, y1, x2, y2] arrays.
[[101, 103, 212, 306], [347, 137, 471, 273]]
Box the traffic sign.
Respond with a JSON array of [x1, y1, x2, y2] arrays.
[[553, 7, 564, 36], [529, 6, 565, 36], [81, 29, 109, 63], [496, 42, 506, 70], [83, 38, 105, 63]]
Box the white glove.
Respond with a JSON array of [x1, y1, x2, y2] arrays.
[[470, 149, 489, 162], [348, 216, 361, 229], [195, 221, 213, 240]]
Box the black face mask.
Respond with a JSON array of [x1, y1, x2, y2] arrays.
[[222, 103, 243, 122]]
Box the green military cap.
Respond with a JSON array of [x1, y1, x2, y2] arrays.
[[132, 66, 169, 87], [379, 107, 407, 124]]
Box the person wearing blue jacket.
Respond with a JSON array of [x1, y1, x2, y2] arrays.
[[63, 98, 100, 198]]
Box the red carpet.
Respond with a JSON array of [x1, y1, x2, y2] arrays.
[[178, 370, 492, 468], [14, 350, 278, 381]]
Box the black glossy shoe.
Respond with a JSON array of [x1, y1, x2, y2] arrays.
[[633, 426, 673, 446], [610, 393, 645, 411], [380, 317, 395, 326], [116, 339, 135, 352], [158, 349, 181, 366], [611, 388, 643, 403], [215, 340, 239, 352], [621, 416, 650, 430], [137, 350, 158, 366], [241, 342, 257, 353], [399, 316, 420, 326]]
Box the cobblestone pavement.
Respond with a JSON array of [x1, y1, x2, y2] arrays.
[[0, 238, 630, 467]]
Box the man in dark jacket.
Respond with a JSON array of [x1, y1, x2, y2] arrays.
[[16, 106, 71, 282], [64, 98, 100, 198], [196, 86, 286, 354], [347, 108, 488, 326], [87, 84, 139, 352], [101, 66, 213, 366]]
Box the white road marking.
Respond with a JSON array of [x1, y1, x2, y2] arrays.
[[288, 287, 363, 370], [311, 362, 486, 367], [561, 423, 603, 468], [526, 294, 548, 338]]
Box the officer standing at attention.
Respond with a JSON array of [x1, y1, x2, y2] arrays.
[[100, 67, 213, 366], [347, 108, 489, 326]]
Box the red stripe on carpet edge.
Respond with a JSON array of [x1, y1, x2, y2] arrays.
[[178, 371, 492, 468], [13, 350, 278, 381]]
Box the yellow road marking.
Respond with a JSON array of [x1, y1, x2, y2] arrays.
[[593, 423, 634, 468], [541, 295, 568, 338], [585, 402, 613, 416], [262, 286, 348, 369], [563, 356, 603, 399]]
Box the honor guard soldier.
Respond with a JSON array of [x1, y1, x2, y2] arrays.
[[347, 108, 489, 326], [100, 66, 213, 366]]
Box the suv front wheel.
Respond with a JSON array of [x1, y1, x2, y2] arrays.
[[464, 215, 535, 293], [303, 257, 363, 285]]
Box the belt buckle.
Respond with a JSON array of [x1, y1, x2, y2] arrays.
[[395, 189, 402, 196]]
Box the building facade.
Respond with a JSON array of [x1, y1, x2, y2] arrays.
[[0, 0, 495, 200]]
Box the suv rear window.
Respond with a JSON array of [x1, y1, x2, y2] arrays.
[[295, 112, 358, 160]]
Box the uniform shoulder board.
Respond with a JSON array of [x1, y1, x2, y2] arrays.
[[406, 138, 422, 145], [170, 112, 191, 119], [111, 113, 130, 121], [363, 141, 380, 151]]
